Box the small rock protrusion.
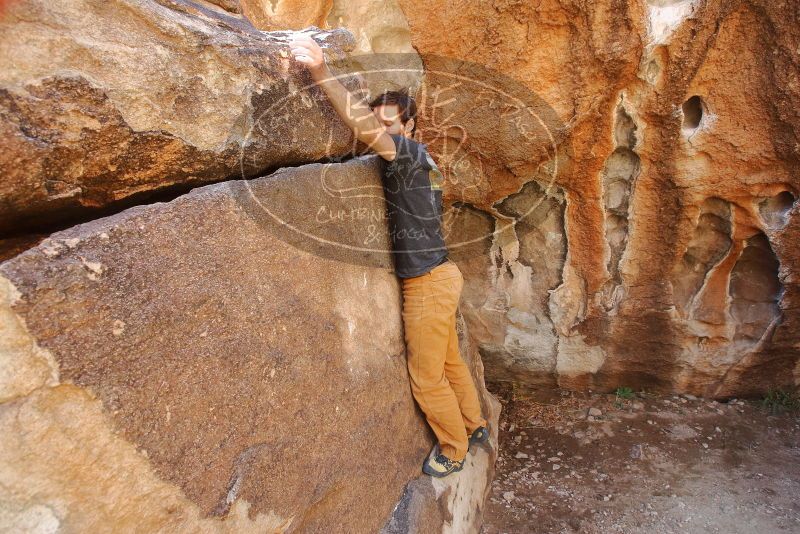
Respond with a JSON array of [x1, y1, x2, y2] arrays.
[[112, 320, 126, 336]]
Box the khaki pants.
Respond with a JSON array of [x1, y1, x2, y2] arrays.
[[401, 260, 488, 461]]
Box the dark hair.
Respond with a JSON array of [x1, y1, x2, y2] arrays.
[[369, 88, 417, 134]]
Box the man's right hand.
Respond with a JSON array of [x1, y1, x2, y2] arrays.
[[287, 32, 397, 161], [289, 33, 326, 75]]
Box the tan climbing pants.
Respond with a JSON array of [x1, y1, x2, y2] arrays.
[[401, 259, 488, 462]]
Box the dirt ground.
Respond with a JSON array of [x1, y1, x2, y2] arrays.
[[480, 385, 800, 534]]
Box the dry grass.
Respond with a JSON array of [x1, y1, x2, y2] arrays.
[[508, 391, 586, 429]]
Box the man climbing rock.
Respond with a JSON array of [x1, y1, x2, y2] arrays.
[[290, 33, 489, 477]]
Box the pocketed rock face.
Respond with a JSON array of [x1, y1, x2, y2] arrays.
[[0, 156, 500, 533], [671, 197, 733, 319], [452, 181, 567, 388], [392, 0, 800, 396], [616, 0, 800, 398], [326, 0, 417, 56], [237, 0, 417, 57], [238, 0, 332, 31], [0, 0, 359, 234]]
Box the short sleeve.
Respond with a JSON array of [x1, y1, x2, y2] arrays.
[[389, 134, 416, 163], [425, 152, 445, 190]]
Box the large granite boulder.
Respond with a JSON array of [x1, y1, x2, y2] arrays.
[[0, 156, 500, 532], [0, 0, 360, 235]]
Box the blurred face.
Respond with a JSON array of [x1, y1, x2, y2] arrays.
[[372, 103, 414, 137]]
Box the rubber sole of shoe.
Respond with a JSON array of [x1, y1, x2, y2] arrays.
[[422, 449, 465, 478], [423, 461, 464, 478], [468, 427, 490, 452]]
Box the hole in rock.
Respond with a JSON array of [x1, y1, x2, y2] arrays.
[[671, 198, 732, 316], [602, 147, 640, 282], [605, 214, 628, 257], [646, 59, 661, 84], [758, 191, 796, 230], [681, 95, 704, 130], [493, 180, 567, 278], [614, 105, 638, 149], [729, 232, 783, 342]]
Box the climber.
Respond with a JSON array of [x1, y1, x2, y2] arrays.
[[289, 33, 490, 478]]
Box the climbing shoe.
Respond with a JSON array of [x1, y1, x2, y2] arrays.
[[468, 426, 490, 451], [422, 450, 465, 478]]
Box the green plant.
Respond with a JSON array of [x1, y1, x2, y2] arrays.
[[615, 386, 635, 400], [761, 388, 800, 415]]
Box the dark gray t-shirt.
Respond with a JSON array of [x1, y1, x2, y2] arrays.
[[380, 134, 448, 278]]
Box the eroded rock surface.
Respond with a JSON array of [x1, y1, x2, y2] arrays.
[[391, 0, 800, 397], [235, 0, 417, 57], [2, 0, 800, 530], [0, 0, 359, 234], [0, 156, 500, 533]]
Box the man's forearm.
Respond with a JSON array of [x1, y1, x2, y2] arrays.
[[309, 63, 383, 144]]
